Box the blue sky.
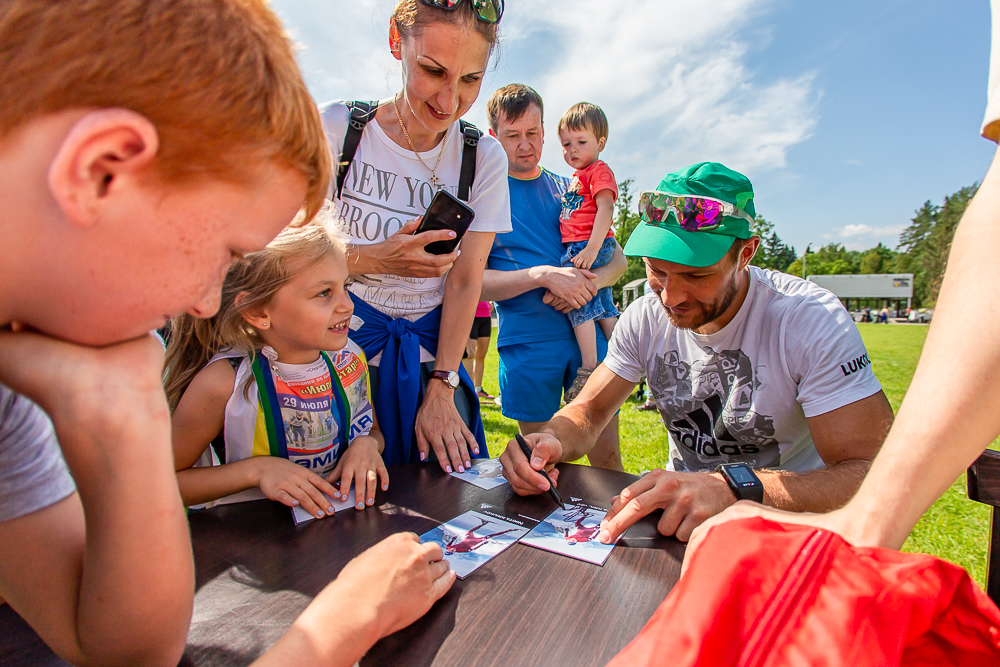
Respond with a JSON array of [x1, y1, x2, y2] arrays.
[[271, 0, 995, 253]]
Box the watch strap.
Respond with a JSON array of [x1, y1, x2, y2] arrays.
[[717, 464, 764, 504], [741, 480, 764, 504], [431, 370, 459, 388]]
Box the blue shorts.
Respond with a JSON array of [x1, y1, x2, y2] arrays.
[[497, 332, 608, 423], [561, 237, 621, 327]]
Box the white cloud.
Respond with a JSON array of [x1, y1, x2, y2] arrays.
[[838, 223, 906, 239], [271, 0, 819, 191]]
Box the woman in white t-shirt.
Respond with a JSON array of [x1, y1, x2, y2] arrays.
[[321, 0, 511, 475]]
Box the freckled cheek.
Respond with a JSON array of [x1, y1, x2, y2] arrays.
[[205, 262, 230, 297], [184, 252, 228, 304], [178, 246, 230, 314]]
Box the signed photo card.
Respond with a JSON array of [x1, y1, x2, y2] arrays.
[[520, 498, 621, 566]]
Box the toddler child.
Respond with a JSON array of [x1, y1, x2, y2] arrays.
[[165, 216, 387, 519], [558, 102, 621, 401]]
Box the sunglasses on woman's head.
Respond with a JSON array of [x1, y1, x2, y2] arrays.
[[638, 191, 755, 233], [419, 0, 504, 24]]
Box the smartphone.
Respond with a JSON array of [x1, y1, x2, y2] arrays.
[[414, 190, 476, 255]]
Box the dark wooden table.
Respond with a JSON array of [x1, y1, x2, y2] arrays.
[[0, 463, 684, 667]]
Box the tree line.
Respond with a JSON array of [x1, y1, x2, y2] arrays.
[[612, 179, 977, 308]]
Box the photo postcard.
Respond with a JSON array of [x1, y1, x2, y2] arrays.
[[449, 458, 508, 490], [419, 504, 538, 578], [519, 497, 621, 566], [291, 488, 356, 525]]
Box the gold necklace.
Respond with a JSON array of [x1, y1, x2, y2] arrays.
[[393, 95, 447, 190]]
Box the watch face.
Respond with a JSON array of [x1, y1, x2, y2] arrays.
[[728, 465, 757, 485], [435, 370, 460, 388], [719, 463, 763, 503]]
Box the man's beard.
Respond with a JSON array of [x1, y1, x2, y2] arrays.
[[660, 271, 741, 331]]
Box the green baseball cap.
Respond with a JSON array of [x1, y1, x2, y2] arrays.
[[623, 162, 756, 267]]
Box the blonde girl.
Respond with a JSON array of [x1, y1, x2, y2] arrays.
[[166, 219, 388, 520]]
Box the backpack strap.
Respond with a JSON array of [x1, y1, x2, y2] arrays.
[[336, 100, 379, 198], [458, 119, 482, 202], [337, 106, 480, 202]]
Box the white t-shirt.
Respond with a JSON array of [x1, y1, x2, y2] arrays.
[[985, 0, 1000, 141], [604, 268, 883, 473], [321, 101, 512, 335]]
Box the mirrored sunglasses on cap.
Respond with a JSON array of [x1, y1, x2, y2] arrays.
[[419, 0, 504, 23], [638, 191, 755, 233]]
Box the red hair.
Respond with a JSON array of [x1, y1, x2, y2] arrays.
[[0, 0, 330, 220]]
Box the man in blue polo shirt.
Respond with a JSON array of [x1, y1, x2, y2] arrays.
[[481, 84, 627, 468]]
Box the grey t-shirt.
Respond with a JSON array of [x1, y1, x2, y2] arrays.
[[0, 383, 76, 522]]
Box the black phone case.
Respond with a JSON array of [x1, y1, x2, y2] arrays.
[[416, 190, 476, 255]]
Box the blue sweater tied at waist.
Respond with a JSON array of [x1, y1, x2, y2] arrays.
[[348, 294, 487, 466]]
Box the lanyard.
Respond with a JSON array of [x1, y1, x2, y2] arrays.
[[250, 351, 351, 461]]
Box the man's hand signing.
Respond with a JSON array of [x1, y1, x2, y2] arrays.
[[499, 432, 563, 495]]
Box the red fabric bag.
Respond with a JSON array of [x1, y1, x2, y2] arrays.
[[607, 517, 1000, 667]]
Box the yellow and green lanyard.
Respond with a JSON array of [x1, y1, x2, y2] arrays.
[[250, 351, 351, 461]]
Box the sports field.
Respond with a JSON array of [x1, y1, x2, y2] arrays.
[[476, 323, 993, 587]]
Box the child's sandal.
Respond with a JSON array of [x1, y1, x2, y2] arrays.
[[564, 367, 593, 403]]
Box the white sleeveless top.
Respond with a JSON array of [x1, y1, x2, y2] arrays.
[[194, 341, 374, 507]]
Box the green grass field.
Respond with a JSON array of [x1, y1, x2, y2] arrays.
[[474, 322, 993, 588]]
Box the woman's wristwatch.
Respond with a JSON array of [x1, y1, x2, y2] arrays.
[[431, 370, 460, 389]]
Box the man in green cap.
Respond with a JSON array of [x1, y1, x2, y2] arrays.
[[499, 162, 894, 543]]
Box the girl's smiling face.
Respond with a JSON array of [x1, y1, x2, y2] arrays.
[[394, 21, 491, 135], [249, 251, 353, 364]]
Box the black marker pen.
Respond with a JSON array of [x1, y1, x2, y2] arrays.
[[515, 433, 565, 510]]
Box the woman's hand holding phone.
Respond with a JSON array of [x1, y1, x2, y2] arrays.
[[414, 191, 476, 255], [371, 218, 459, 278]]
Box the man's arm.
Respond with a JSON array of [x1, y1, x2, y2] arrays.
[[499, 365, 635, 495], [760, 391, 892, 511], [686, 145, 1000, 560], [481, 242, 626, 309], [480, 264, 598, 309], [0, 332, 192, 667], [594, 241, 628, 289], [544, 242, 627, 313], [596, 390, 892, 544]]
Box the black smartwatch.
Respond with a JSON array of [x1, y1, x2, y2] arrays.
[[716, 463, 764, 504]]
